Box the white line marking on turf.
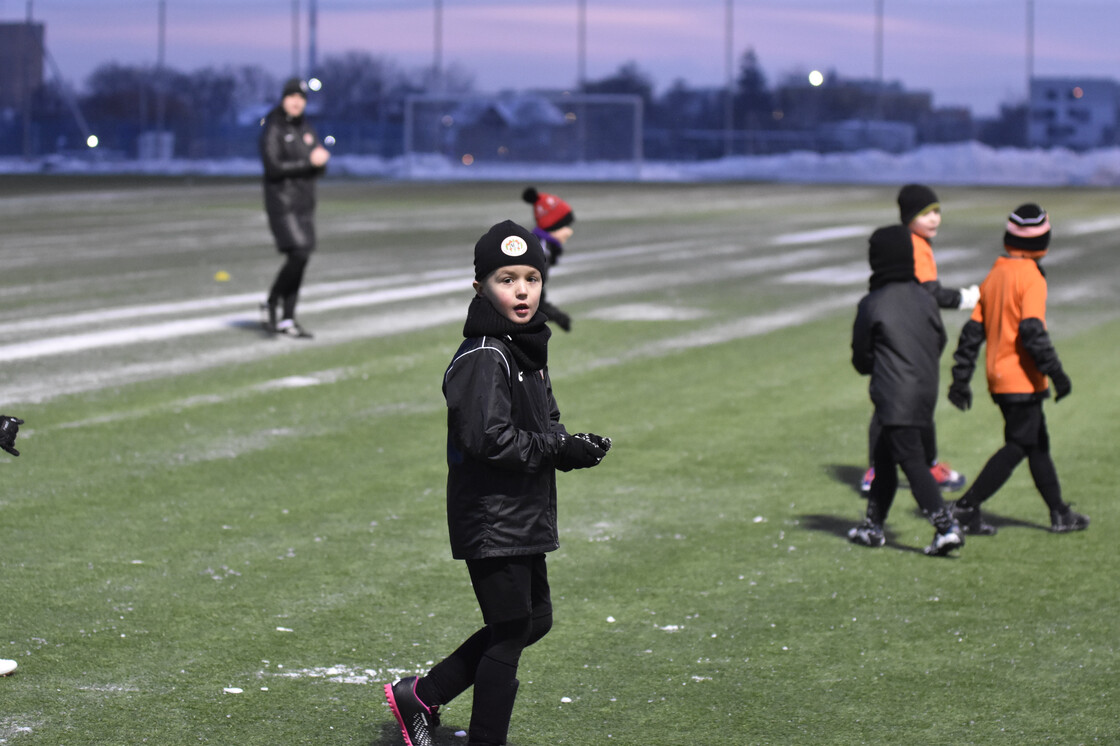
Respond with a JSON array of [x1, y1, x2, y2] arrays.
[[772, 225, 872, 245], [583, 304, 710, 322]]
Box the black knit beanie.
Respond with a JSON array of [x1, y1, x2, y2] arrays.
[[473, 220, 549, 281], [281, 78, 308, 100], [1004, 203, 1051, 253], [868, 224, 916, 290], [897, 184, 940, 225]]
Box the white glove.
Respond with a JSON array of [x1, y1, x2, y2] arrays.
[[958, 284, 980, 310]]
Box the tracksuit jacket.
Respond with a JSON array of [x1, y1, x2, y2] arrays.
[[852, 279, 947, 427], [443, 335, 569, 560], [951, 251, 1062, 402], [259, 107, 325, 223]]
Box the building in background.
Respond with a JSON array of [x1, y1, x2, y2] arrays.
[[0, 22, 44, 113], [1028, 77, 1119, 150]]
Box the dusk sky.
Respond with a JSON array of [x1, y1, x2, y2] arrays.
[[3, 0, 1118, 117]]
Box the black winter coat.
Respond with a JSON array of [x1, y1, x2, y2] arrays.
[[852, 280, 947, 427], [443, 335, 568, 560], [259, 107, 324, 216]]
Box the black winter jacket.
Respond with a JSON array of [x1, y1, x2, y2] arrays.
[[259, 106, 324, 216], [443, 335, 568, 560], [852, 280, 947, 427]]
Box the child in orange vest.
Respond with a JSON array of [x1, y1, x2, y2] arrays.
[[947, 203, 1087, 534]]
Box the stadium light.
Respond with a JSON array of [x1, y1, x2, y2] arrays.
[[808, 70, 824, 87], [86, 135, 99, 148]]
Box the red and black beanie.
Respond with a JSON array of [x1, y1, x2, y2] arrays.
[[473, 220, 549, 282], [522, 187, 574, 232], [868, 224, 916, 290], [897, 183, 939, 226], [1004, 203, 1051, 253]]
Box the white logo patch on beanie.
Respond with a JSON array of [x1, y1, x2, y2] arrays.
[[501, 235, 528, 257]]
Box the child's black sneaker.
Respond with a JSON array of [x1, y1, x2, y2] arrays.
[[259, 301, 278, 333], [924, 523, 964, 556], [847, 520, 885, 547], [384, 676, 436, 746], [950, 500, 997, 535], [1049, 507, 1089, 533]]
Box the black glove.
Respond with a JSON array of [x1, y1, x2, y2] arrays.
[[948, 382, 972, 411], [572, 432, 612, 453], [554, 433, 606, 472], [1051, 369, 1072, 402], [0, 415, 24, 457]]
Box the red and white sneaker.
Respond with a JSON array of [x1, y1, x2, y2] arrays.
[[930, 462, 966, 491], [859, 467, 875, 495]]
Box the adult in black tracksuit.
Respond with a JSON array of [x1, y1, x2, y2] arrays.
[[259, 78, 329, 339], [849, 224, 963, 556], [384, 221, 610, 746]]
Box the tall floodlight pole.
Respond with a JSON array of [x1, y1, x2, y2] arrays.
[[576, 0, 588, 161], [1026, 0, 1034, 97], [156, 0, 167, 133], [308, 0, 318, 79], [874, 0, 883, 120], [291, 0, 301, 77], [22, 0, 34, 157], [433, 0, 443, 91], [577, 0, 587, 88], [1025, 0, 1034, 145], [723, 0, 734, 156]]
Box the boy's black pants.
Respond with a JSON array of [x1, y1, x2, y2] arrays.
[[958, 400, 1064, 512], [867, 425, 946, 524], [417, 554, 553, 745]]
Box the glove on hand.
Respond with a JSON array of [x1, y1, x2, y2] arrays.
[[555, 433, 606, 472], [948, 382, 972, 411], [0, 415, 24, 457], [958, 285, 981, 310], [1051, 369, 1072, 402], [572, 432, 612, 453]]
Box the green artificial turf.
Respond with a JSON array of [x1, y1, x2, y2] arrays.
[[1, 178, 1117, 745]]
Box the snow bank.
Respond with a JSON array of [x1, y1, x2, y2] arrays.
[[3, 142, 1120, 186]]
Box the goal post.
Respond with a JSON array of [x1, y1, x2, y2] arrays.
[[403, 92, 643, 167]]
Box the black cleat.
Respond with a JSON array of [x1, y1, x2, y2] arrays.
[[385, 676, 436, 746], [259, 301, 278, 333], [924, 523, 964, 556], [1049, 507, 1089, 533], [847, 520, 885, 548], [951, 500, 997, 536]]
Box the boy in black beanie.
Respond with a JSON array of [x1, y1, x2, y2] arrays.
[[860, 184, 979, 496], [385, 220, 611, 746], [947, 204, 1087, 534], [850, 224, 964, 556]]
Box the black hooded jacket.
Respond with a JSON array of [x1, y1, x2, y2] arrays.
[[851, 225, 948, 426], [443, 332, 569, 560], [259, 106, 324, 216]]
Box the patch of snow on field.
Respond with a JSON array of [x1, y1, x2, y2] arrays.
[[260, 664, 423, 686], [0, 719, 35, 744], [584, 303, 709, 322], [8, 143, 1120, 186]]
